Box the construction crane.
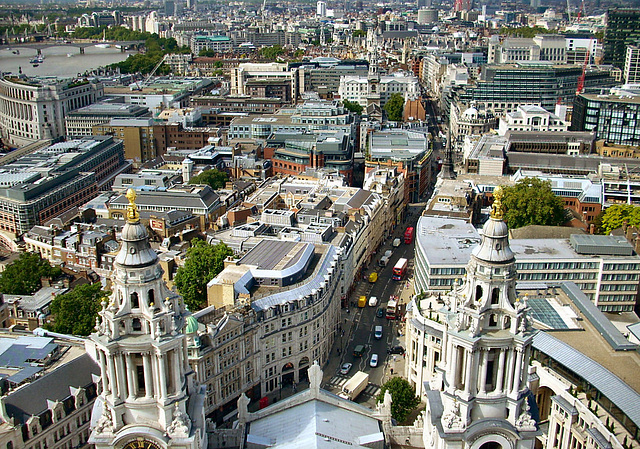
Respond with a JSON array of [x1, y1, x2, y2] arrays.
[[576, 47, 590, 95], [567, 0, 571, 22], [134, 54, 168, 90]]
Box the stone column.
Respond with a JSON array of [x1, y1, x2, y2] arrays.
[[505, 348, 515, 392], [143, 352, 154, 398], [478, 348, 489, 394], [495, 348, 506, 393], [464, 349, 473, 394], [99, 350, 109, 395], [172, 350, 182, 394], [107, 354, 119, 400], [158, 353, 168, 399], [470, 349, 481, 396], [448, 344, 458, 390], [511, 348, 524, 395], [117, 353, 127, 400], [125, 353, 136, 399]]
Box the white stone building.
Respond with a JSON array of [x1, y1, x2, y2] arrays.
[[339, 71, 420, 108], [498, 104, 569, 135]]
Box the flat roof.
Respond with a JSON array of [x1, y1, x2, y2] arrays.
[[416, 216, 480, 266], [239, 240, 310, 271]]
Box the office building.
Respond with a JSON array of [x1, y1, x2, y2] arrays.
[[366, 130, 433, 203], [93, 118, 158, 164], [458, 63, 616, 113], [572, 91, 640, 146], [265, 131, 354, 183], [488, 35, 567, 64], [603, 9, 640, 69], [290, 58, 369, 97], [190, 35, 233, 55], [230, 63, 299, 102], [65, 102, 150, 137], [107, 184, 224, 230], [414, 215, 640, 311], [624, 45, 640, 84], [0, 136, 127, 237], [0, 76, 103, 147]]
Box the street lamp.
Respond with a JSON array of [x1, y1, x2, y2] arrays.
[[278, 380, 282, 401]]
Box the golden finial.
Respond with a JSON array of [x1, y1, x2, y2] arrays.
[[491, 185, 505, 220], [125, 188, 140, 223]]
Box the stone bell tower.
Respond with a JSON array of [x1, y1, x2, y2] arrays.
[[89, 189, 206, 449], [423, 186, 538, 449]]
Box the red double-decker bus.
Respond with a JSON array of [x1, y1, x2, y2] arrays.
[[392, 258, 408, 281], [404, 227, 414, 244]]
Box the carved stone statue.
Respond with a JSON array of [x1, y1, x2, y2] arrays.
[[516, 399, 537, 431], [167, 403, 191, 438], [441, 399, 464, 430], [95, 412, 114, 434], [237, 393, 250, 423], [309, 361, 322, 396]]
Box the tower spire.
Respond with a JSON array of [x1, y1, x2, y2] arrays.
[[440, 128, 456, 179]]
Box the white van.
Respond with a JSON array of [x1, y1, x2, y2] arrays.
[[369, 296, 378, 307]]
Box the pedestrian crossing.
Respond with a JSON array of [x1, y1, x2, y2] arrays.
[[324, 375, 381, 398]]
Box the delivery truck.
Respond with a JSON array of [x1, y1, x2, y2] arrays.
[[338, 371, 369, 401]]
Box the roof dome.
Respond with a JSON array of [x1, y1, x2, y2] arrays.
[[463, 106, 478, 118], [471, 186, 514, 264], [185, 315, 199, 334], [114, 189, 158, 268]]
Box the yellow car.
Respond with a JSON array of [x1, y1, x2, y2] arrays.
[[369, 272, 378, 283], [358, 296, 367, 307]]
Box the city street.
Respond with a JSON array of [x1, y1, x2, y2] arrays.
[[322, 204, 424, 407]]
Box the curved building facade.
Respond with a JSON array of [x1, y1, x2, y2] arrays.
[[0, 76, 103, 147]]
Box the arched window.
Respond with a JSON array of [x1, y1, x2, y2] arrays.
[[131, 292, 139, 309], [479, 442, 502, 449], [132, 318, 142, 332], [491, 288, 500, 305], [489, 314, 498, 327], [504, 316, 511, 329], [148, 289, 155, 306], [475, 285, 483, 302], [7, 442, 13, 449]]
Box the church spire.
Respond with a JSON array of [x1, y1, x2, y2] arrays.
[[440, 128, 456, 180]]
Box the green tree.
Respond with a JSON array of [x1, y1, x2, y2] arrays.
[[189, 169, 229, 190], [0, 252, 61, 295], [377, 377, 420, 423], [500, 178, 566, 229], [46, 283, 109, 336], [258, 45, 285, 60], [599, 204, 640, 235], [342, 99, 363, 115], [352, 29, 366, 37], [174, 240, 233, 310], [498, 26, 554, 38], [199, 49, 216, 57], [384, 93, 405, 122]]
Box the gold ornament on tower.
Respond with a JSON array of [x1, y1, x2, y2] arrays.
[[126, 188, 140, 223], [491, 186, 505, 219]]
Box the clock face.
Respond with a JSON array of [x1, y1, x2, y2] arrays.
[[122, 439, 161, 449]]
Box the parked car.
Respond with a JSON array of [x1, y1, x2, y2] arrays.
[[370, 353, 379, 367], [388, 345, 405, 355], [340, 362, 353, 375]]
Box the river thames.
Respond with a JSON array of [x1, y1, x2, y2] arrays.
[[0, 45, 132, 78]]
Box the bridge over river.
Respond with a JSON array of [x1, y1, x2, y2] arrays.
[[0, 40, 145, 54]]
